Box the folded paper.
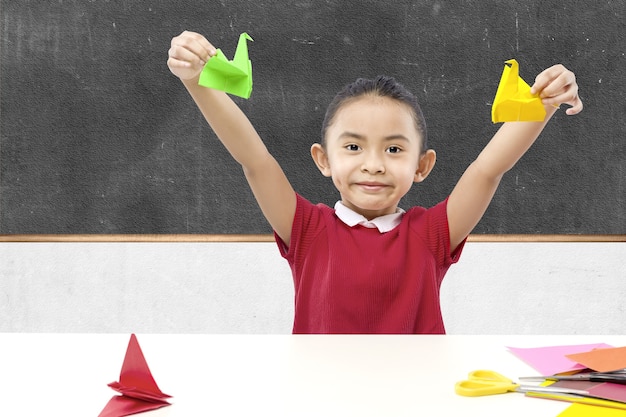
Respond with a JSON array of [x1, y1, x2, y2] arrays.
[[491, 59, 546, 123], [98, 334, 172, 417], [566, 346, 626, 373], [198, 32, 253, 99]]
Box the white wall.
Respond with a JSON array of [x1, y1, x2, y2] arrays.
[[1, 241, 624, 334]]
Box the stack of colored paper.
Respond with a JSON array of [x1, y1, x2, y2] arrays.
[[508, 344, 626, 416]]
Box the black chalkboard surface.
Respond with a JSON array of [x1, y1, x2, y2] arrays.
[[1, 1, 624, 234]]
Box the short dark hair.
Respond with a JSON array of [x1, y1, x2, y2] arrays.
[[321, 75, 428, 152]]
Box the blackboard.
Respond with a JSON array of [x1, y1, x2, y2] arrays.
[[1, 0, 624, 234]]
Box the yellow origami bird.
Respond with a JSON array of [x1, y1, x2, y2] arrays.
[[491, 59, 545, 123]]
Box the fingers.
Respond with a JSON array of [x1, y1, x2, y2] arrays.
[[530, 64, 583, 115], [168, 31, 217, 68], [560, 92, 583, 115]]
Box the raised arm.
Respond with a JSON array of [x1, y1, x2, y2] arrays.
[[447, 64, 583, 251], [167, 31, 296, 245]]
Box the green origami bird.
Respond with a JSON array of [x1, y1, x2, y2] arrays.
[[198, 32, 253, 99]]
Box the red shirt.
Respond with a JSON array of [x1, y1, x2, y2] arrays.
[[276, 194, 465, 334]]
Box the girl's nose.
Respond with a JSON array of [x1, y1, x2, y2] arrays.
[[360, 152, 385, 174]]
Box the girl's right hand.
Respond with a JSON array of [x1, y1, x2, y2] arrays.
[[167, 31, 217, 81]]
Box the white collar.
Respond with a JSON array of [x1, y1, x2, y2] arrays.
[[334, 201, 405, 233]]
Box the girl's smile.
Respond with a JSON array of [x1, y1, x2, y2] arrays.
[[356, 181, 389, 192]]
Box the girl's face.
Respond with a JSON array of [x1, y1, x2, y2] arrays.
[[311, 96, 435, 220]]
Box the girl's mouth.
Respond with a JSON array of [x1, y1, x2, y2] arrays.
[[356, 182, 388, 192]]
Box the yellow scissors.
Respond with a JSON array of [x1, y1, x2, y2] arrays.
[[455, 370, 590, 397]]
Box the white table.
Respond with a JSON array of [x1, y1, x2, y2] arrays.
[[2, 334, 625, 416]]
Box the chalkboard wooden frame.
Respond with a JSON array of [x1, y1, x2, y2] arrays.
[[0, 234, 624, 243]]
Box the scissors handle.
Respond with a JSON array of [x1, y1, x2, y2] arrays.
[[455, 379, 519, 397], [455, 370, 519, 397]]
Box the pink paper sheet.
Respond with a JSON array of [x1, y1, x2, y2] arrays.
[[507, 343, 613, 375]]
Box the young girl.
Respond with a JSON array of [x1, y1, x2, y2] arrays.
[[167, 31, 583, 334]]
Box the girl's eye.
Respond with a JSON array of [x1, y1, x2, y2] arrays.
[[346, 144, 360, 151], [387, 146, 402, 154]]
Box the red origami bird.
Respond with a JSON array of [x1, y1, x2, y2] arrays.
[[98, 334, 172, 417]]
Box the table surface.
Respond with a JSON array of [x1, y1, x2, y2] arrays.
[[2, 334, 625, 416]]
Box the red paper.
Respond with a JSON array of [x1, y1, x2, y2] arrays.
[[548, 380, 626, 404], [98, 334, 172, 417], [566, 346, 626, 373]]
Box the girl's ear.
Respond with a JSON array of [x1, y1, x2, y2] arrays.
[[414, 149, 436, 183], [311, 143, 332, 177]]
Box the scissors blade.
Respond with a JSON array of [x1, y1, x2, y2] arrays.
[[520, 373, 626, 384], [517, 385, 589, 396]]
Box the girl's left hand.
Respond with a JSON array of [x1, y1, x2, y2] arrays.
[[530, 64, 583, 115]]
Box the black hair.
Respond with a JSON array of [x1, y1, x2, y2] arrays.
[[320, 75, 428, 152]]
